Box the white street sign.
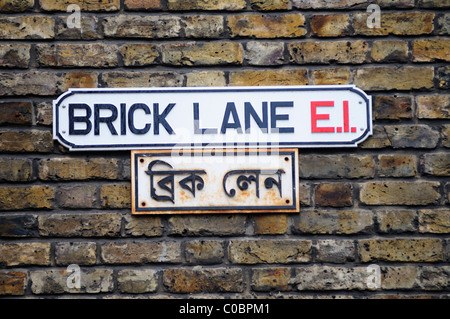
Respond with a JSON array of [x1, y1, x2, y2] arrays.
[[53, 85, 372, 151]]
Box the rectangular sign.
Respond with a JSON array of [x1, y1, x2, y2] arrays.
[[53, 85, 372, 151], [131, 149, 299, 214]]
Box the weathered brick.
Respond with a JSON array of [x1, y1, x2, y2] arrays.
[[376, 210, 417, 233], [0, 44, 30, 68], [253, 214, 288, 235], [377, 154, 417, 177], [359, 238, 443, 262], [0, 0, 34, 11], [163, 267, 244, 293], [250, 0, 290, 10], [184, 15, 224, 38], [0, 242, 50, 266], [121, 44, 159, 67], [419, 266, 450, 290], [311, 14, 351, 37], [103, 15, 182, 39], [354, 67, 434, 91], [101, 241, 182, 264], [443, 124, 450, 148], [55, 242, 97, 265], [57, 185, 98, 209], [373, 96, 413, 120], [252, 267, 291, 292], [185, 240, 224, 264], [100, 184, 131, 208], [228, 239, 312, 264], [314, 182, 353, 207], [39, 213, 121, 237], [101, 71, 184, 88], [117, 269, 158, 294], [416, 95, 450, 119], [421, 152, 450, 176], [39, 158, 119, 181], [419, 0, 450, 7], [124, 0, 162, 10], [377, 0, 415, 8], [30, 269, 113, 294], [311, 67, 350, 85], [292, 0, 367, 9], [0, 102, 32, 125], [445, 239, 450, 262], [353, 12, 434, 36], [244, 41, 284, 66], [371, 40, 409, 63], [289, 40, 368, 64], [0, 158, 33, 182], [161, 42, 243, 66], [413, 39, 450, 62], [419, 209, 450, 234], [314, 240, 355, 263], [447, 183, 450, 204], [360, 181, 440, 206], [0, 214, 37, 237], [186, 71, 226, 87], [0, 16, 54, 39], [381, 266, 419, 289], [124, 215, 163, 237], [360, 125, 392, 149], [60, 71, 98, 92], [437, 13, 450, 35], [292, 266, 374, 290], [299, 183, 312, 207], [0, 271, 26, 295], [384, 125, 440, 149], [293, 209, 374, 235], [0, 71, 61, 96], [55, 16, 101, 40], [228, 13, 306, 38], [0, 186, 54, 210], [300, 155, 375, 179], [40, 0, 119, 11], [37, 44, 118, 68], [168, 0, 246, 10], [229, 69, 308, 86], [167, 215, 246, 236], [35, 102, 52, 126], [436, 66, 450, 89]]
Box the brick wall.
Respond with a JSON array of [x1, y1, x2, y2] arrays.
[[0, 0, 449, 298]]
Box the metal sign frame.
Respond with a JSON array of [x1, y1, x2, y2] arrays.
[[131, 148, 299, 215]]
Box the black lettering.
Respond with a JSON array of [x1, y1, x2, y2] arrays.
[[220, 102, 243, 134], [120, 103, 127, 135], [244, 102, 268, 133], [153, 103, 176, 135], [128, 103, 151, 134], [270, 101, 294, 133], [69, 103, 92, 135], [94, 104, 118, 136], [193, 103, 218, 134]]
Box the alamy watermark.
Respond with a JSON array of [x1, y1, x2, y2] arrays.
[[66, 264, 81, 289], [367, 4, 381, 29], [366, 264, 382, 289], [66, 4, 81, 29]]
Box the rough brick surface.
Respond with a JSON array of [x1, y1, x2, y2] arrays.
[[0, 0, 449, 300]]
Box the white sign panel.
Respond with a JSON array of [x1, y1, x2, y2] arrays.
[[53, 85, 372, 151]]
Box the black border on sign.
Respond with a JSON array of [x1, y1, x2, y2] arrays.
[[54, 86, 372, 150], [132, 149, 298, 213]]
